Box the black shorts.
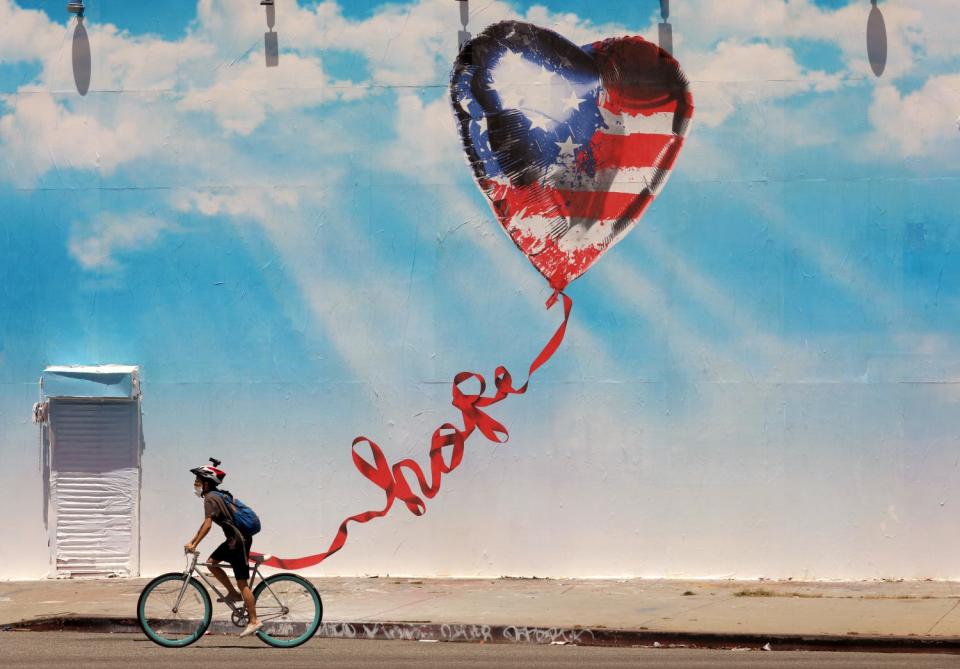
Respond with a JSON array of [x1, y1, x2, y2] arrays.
[[209, 534, 252, 581]]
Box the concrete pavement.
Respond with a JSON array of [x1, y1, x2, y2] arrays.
[[6, 633, 960, 668], [3, 576, 960, 651]]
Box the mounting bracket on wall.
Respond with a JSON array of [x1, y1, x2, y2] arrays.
[[32, 401, 49, 424]]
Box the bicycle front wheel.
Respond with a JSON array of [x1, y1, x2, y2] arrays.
[[253, 573, 323, 648], [137, 573, 212, 648]]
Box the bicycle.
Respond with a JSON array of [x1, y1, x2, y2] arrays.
[[137, 550, 323, 648]]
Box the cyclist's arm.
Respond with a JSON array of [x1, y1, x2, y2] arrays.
[[185, 517, 213, 551]]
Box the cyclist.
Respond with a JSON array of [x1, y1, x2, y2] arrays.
[[184, 460, 262, 638]]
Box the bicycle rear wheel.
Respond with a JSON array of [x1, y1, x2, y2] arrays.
[[253, 573, 323, 648], [137, 573, 212, 648]]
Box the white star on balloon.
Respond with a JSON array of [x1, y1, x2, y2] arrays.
[[562, 90, 586, 111], [537, 66, 559, 88], [499, 87, 525, 109], [528, 114, 551, 132], [475, 115, 488, 136], [555, 136, 581, 155]]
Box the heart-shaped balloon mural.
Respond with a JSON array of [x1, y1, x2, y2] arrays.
[[451, 21, 694, 291]]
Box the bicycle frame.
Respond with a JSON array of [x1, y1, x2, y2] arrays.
[[174, 551, 289, 622]]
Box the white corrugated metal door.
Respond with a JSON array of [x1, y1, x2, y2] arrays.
[[49, 399, 141, 577]]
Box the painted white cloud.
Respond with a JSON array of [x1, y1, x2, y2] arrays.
[[867, 74, 960, 160], [0, 0, 62, 63], [189, 0, 464, 87], [0, 93, 163, 185], [0, 11, 210, 187], [178, 52, 367, 135], [33, 25, 216, 94], [380, 92, 463, 184], [0, 1, 367, 190], [685, 40, 844, 128], [668, 0, 923, 81], [519, 5, 647, 46], [171, 187, 306, 240], [69, 213, 174, 270]]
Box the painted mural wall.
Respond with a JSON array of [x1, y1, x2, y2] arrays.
[[1, 0, 959, 580]]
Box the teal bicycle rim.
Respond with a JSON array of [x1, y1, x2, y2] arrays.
[[138, 574, 212, 648], [253, 574, 322, 648]]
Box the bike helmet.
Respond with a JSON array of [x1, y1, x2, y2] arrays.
[[190, 457, 225, 487]]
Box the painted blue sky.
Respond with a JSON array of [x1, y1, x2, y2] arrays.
[[2, 0, 960, 578]]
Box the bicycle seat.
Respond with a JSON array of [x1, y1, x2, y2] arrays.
[[252, 554, 273, 566]]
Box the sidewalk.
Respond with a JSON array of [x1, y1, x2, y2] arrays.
[[3, 577, 960, 650]]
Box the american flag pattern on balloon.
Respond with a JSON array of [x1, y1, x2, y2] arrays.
[[451, 21, 694, 291]]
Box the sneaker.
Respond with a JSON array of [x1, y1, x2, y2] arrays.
[[217, 593, 242, 603], [239, 621, 263, 638]]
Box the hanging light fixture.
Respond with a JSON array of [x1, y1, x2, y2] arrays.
[[264, 0, 278, 67], [455, 0, 470, 50], [68, 1, 90, 95], [866, 0, 887, 77], [658, 0, 673, 55]]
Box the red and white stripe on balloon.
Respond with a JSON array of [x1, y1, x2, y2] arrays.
[[452, 21, 694, 291]]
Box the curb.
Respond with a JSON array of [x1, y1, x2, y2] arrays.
[[6, 616, 960, 654]]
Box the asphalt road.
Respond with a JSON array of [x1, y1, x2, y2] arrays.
[[4, 632, 960, 668]]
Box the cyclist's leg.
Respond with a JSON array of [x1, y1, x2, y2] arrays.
[[207, 541, 241, 598], [207, 561, 240, 597], [233, 536, 260, 632], [238, 578, 258, 625]]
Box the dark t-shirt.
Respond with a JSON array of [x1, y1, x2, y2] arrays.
[[203, 491, 245, 548]]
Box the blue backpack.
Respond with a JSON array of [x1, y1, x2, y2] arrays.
[[213, 491, 261, 536]]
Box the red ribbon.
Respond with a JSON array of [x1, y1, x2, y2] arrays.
[[251, 291, 572, 570]]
